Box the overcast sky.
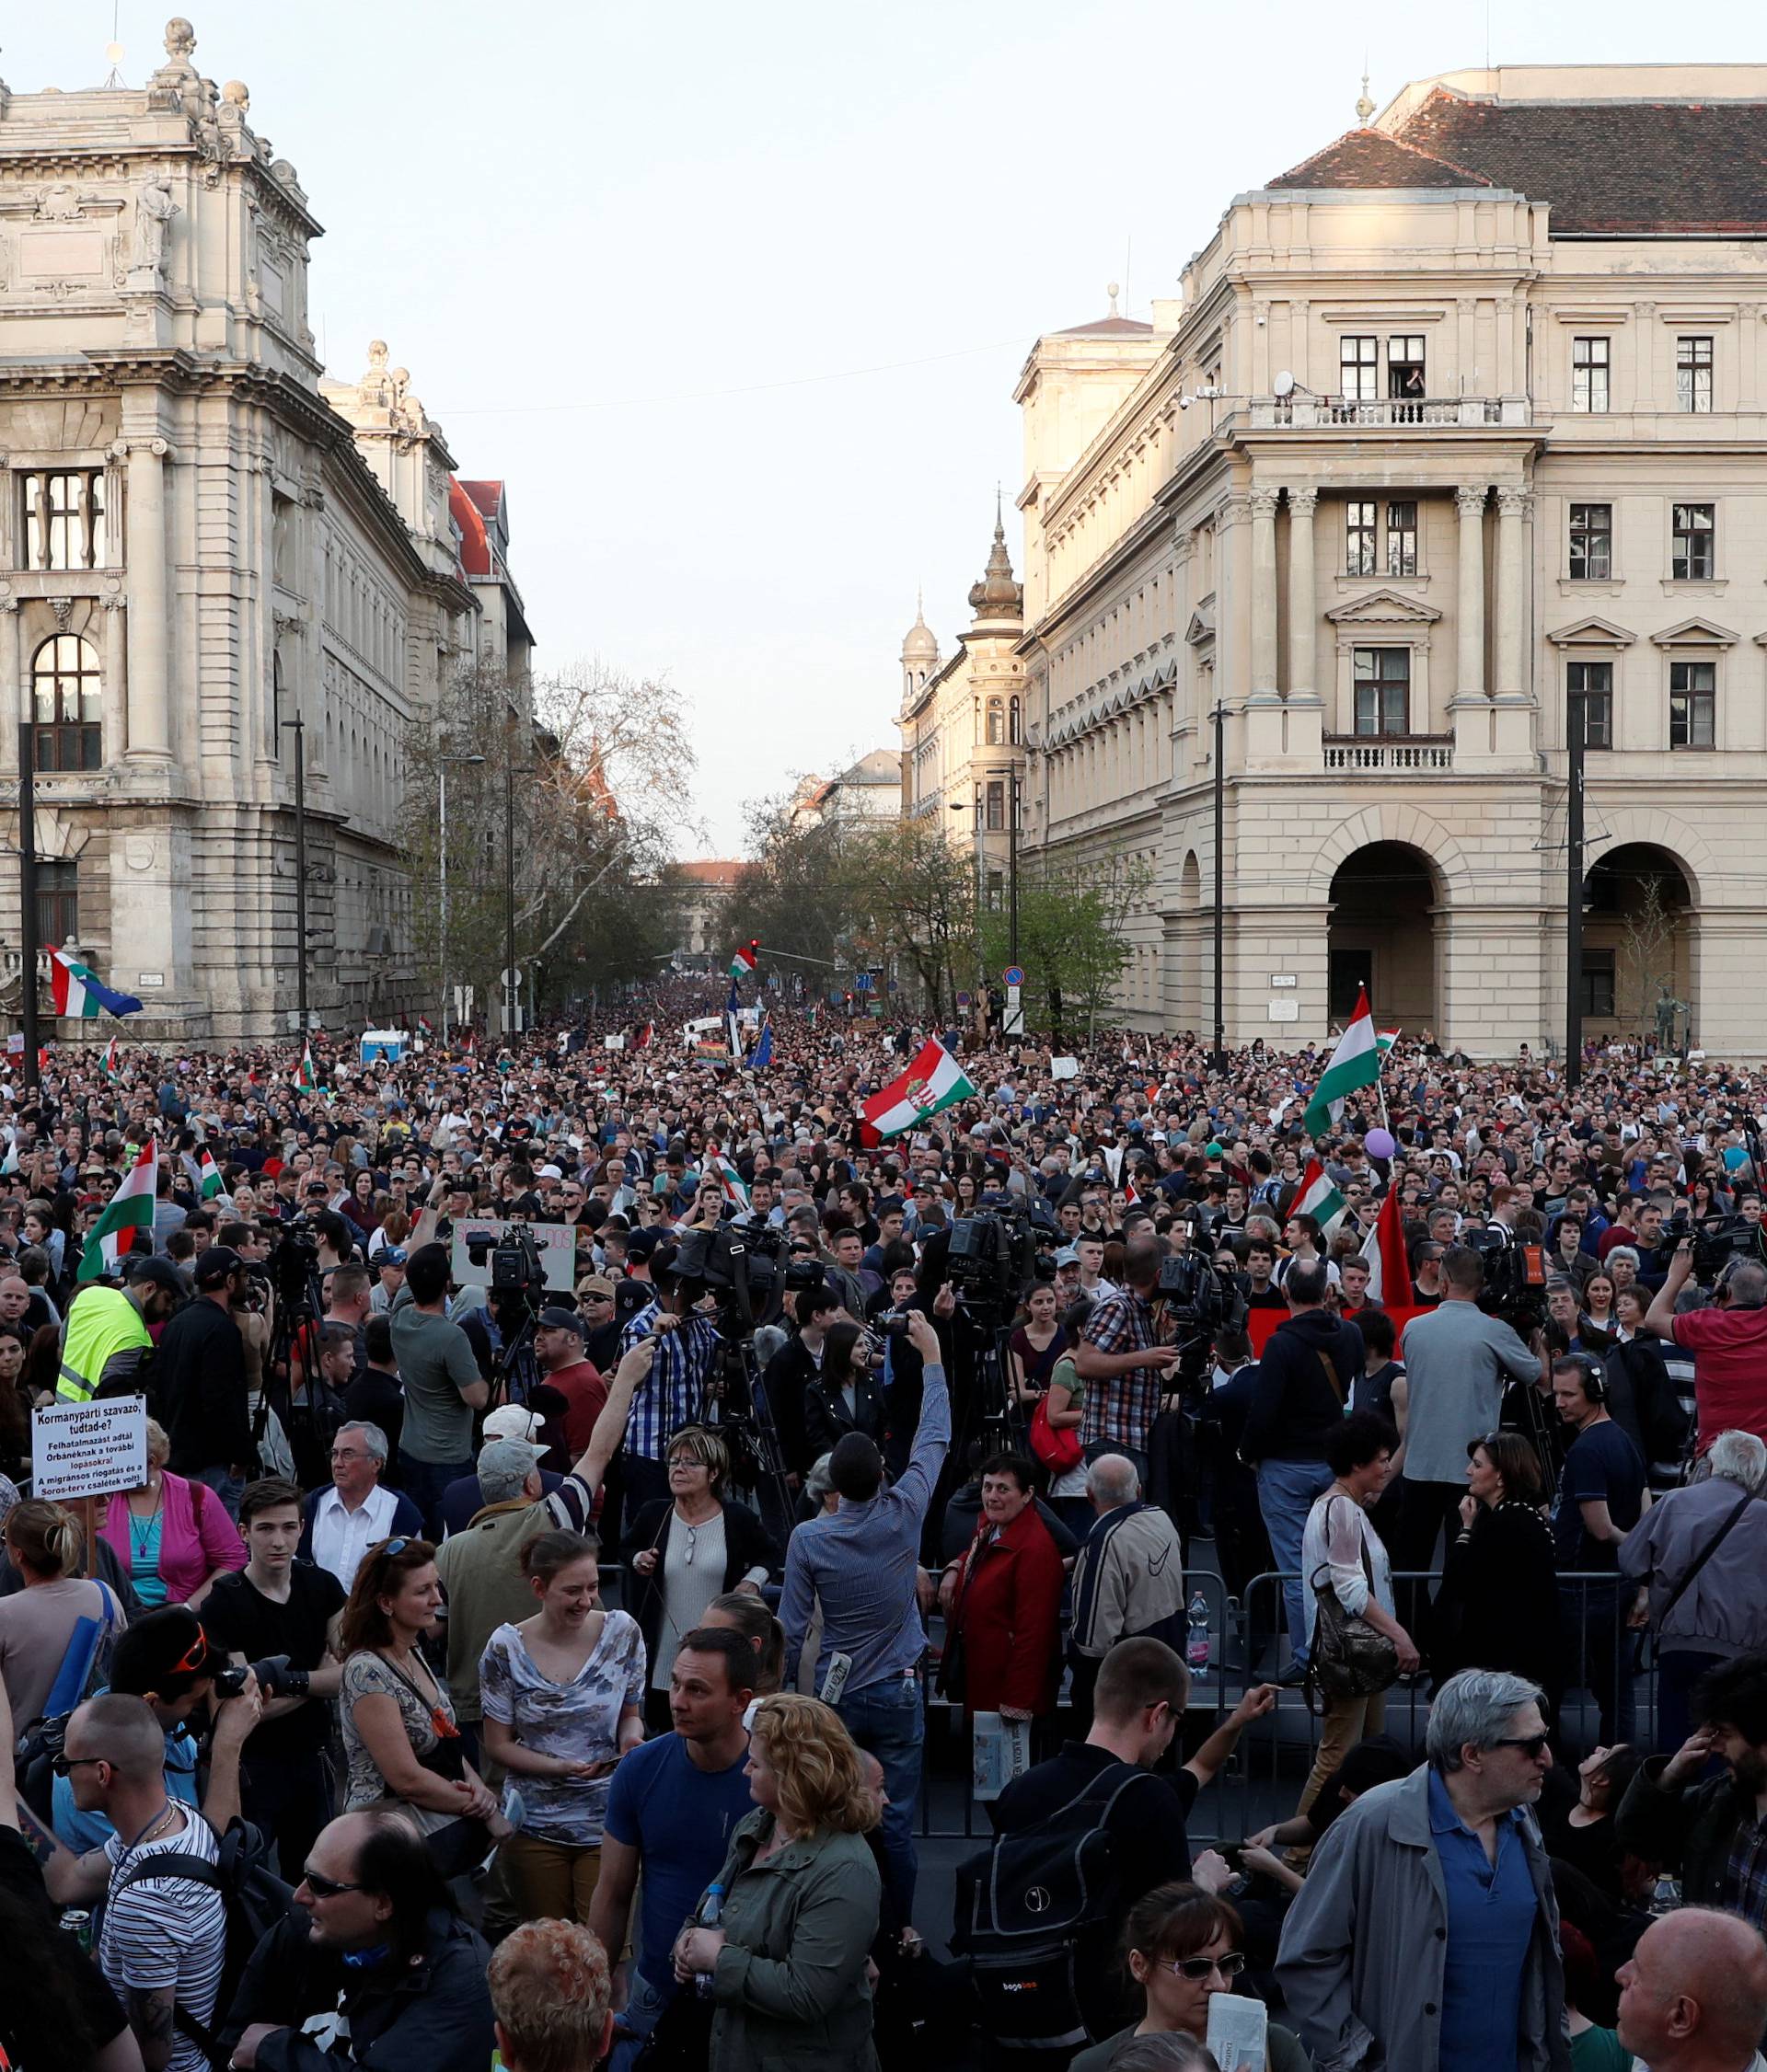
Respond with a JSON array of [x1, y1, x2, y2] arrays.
[[10, 3, 1756, 851]]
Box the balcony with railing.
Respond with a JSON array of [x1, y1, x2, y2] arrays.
[[1246, 395, 1531, 430], [1322, 732, 1455, 772]]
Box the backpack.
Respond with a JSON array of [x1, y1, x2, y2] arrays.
[[106, 1820, 294, 2069], [951, 1761, 1145, 2055]]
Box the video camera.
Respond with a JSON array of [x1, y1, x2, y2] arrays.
[[263, 1219, 320, 1310], [1464, 1226, 1548, 1335], [946, 1201, 1052, 1322], [1666, 1208, 1761, 1285], [463, 1219, 549, 1314], [670, 1221, 822, 1337]]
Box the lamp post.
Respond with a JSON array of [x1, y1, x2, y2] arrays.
[[438, 753, 485, 1045], [280, 715, 309, 1037], [1565, 685, 1587, 1090], [1210, 698, 1228, 1074], [17, 721, 38, 1089]]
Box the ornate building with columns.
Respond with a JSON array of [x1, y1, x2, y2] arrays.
[[899, 506, 1029, 902], [0, 20, 496, 1037], [1016, 65, 1767, 1055]]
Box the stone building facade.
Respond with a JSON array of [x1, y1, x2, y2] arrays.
[[1013, 66, 1767, 1056], [899, 509, 1029, 905], [0, 20, 502, 1038]]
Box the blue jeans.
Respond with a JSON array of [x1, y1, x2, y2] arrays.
[[608, 1968, 669, 2072], [1255, 1456, 1334, 1663], [188, 1463, 247, 1525], [397, 1452, 472, 1538], [837, 1669, 923, 1916]]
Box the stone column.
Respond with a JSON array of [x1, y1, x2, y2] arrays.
[[123, 437, 172, 763], [1496, 486, 1530, 701], [100, 593, 128, 763], [1248, 487, 1280, 702], [1287, 487, 1319, 704], [0, 597, 18, 780], [1455, 486, 1488, 700]]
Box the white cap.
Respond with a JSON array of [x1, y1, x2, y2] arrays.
[[482, 1405, 546, 1444]]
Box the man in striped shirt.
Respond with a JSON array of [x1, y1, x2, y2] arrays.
[[617, 1249, 722, 1514]]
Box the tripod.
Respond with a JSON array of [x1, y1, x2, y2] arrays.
[[252, 1254, 331, 1489], [700, 1334, 796, 1553]]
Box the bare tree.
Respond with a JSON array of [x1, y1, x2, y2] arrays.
[[1616, 871, 1680, 1037]]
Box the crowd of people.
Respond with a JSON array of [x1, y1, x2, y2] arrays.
[[0, 995, 1766, 2069]]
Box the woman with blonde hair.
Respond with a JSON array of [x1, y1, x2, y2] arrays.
[[672, 1692, 882, 2071], [0, 1500, 125, 1730], [96, 1416, 244, 1610]]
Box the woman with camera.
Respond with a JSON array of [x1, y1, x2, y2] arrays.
[[626, 1426, 775, 1730]]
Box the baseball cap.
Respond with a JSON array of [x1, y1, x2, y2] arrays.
[[483, 1405, 547, 1444], [377, 1248, 407, 1268], [124, 1255, 187, 1295], [192, 1246, 244, 1290], [577, 1274, 616, 1299], [536, 1305, 585, 1336], [537, 1164, 564, 1181], [625, 1228, 664, 1260], [1054, 1246, 1080, 1268], [479, 1435, 546, 1480], [110, 1605, 226, 1695]]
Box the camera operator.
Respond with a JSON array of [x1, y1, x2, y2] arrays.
[[618, 1240, 722, 1513], [199, 1477, 344, 1881], [1646, 1238, 1767, 1455], [1073, 1235, 1184, 1486], [156, 1246, 254, 1520]]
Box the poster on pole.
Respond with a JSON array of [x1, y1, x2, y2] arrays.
[[31, 1397, 148, 1502]]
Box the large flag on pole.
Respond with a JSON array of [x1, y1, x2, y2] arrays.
[[705, 1142, 750, 1211], [295, 1041, 319, 1091], [859, 1038, 976, 1145], [78, 1139, 157, 1280], [101, 1036, 121, 1081], [1360, 1185, 1415, 1307], [724, 979, 744, 1060], [727, 940, 759, 980], [1293, 1157, 1348, 1240], [749, 1017, 774, 1072], [1303, 987, 1381, 1136], [49, 948, 143, 1020]]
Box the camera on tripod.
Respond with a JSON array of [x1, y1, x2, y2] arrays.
[[947, 1205, 1047, 1320], [264, 1220, 320, 1309], [670, 1222, 816, 1337], [1464, 1226, 1548, 1333], [1667, 1208, 1761, 1285], [464, 1220, 549, 1305]]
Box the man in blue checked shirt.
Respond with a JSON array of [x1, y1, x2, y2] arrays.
[[618, 1242, 722, 1514]]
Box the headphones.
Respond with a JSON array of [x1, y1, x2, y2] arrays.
[[1557, 1351, 1607, 1404]]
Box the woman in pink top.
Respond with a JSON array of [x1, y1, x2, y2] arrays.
[[98, 1417, 245, 1607]]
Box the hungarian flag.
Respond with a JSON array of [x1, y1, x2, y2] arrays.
[[705, 1142, 750, 1210], [295, 1041, 318, 1091], [1303, 987, 1382, 1136], [1124, 1172, 1141, 1207], [78, 1139, 157, 1281], [100, 1036, 121, 1081], [1376, 1028, 1400, 1056], [197, 1145, 225, 1201], [1359, 1185, 1415, 1307], [1293, 1157, 1348, 1239], [860, 1038, 976, 1144], [49, 948, 143, 1020], [635, 1021, 653, 1050], [727, 941, 759, 979]]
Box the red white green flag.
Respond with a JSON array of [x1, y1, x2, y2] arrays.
[[78, 1139, 157, 1281]]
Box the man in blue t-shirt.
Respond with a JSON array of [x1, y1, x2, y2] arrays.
[[1551, 1353, 1646, 1745], [589, 1626, 756, 2072]]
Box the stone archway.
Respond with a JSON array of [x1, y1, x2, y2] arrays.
[[1582, 842, 1694, 1042], [1328, 841, 1442, 1029]]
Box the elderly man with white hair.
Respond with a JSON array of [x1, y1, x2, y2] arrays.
[[298, 1420, 423, 1592], [1066, 1451, 1189, 1729], [1622, 1428, 1767, 1751]]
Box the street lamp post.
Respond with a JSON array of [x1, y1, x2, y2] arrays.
[[438, 753, 486, 1046], [1565, 686, 1587, 1090], [1210, 699, 1228, 1073], [17, 721, 39, 1089], [280, 715, 309, 1037]]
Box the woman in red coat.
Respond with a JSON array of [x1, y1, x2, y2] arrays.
[[941, 1453, 1067, 1720]]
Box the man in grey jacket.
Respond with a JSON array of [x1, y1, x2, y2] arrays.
[[1067, 1453, 1187, 1727], [1276, 1668, 1568, 2072]]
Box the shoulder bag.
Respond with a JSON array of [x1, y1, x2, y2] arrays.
[[1305, 1496, 1400, 1714]]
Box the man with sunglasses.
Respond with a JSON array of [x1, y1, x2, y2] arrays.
[[1278, 1667, 1567, 2072]]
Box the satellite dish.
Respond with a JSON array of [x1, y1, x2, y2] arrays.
[[1273, 371, 1296, 398]]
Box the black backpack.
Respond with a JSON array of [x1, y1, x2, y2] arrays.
[[106, 1819, 294, 2068], [952, 1761, 1145, 2055]]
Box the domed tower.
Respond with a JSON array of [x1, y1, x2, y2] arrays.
[[967, 494, 1024, 627], [900, 590, 941, 705]]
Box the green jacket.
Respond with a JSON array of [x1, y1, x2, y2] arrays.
[[704, 1807, 882, 2072], [1615, 1754, 1755, 1906]]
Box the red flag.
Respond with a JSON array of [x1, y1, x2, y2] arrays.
[[1360, 1186, 1415, 1307]]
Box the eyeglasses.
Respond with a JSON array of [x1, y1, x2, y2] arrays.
[[52, 1752, 111, 1777], [1490, 1732, 1553, 1761], [300, 1867, 364, 1899], [1152, 1951, 1247, 1982]]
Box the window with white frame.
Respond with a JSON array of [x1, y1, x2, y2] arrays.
[[1572, 337, 1611, 413], [1345, 501, 1378, 576], [1669, 659, 1715, 748], [1340, 336, 1379, 403], [1352, 647, 1410, 734], [1677, 336, 1714, 414]]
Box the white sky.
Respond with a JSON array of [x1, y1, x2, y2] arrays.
[[9, 2, 1757, 851]]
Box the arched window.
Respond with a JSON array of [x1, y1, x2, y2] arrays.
[[31, 635, 100, 771], [987, 697, 1004, 745], [1010, 696, 1022, 744]]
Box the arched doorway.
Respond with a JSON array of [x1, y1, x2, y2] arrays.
[[1582, 843, 1694, 1042], [1328, 842, 1439, 1028], [1171, 850, 1201, 1031]]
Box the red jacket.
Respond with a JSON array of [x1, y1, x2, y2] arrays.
[[952, 1502, 1066, 1716]]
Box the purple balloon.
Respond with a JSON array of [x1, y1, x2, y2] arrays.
[[1364, 1126, 1396, 1159]]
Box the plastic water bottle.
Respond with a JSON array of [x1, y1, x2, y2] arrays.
[[693, 1882, 725, 1999], [1186, 1591, 1212, 1673], [1650, 1872, 1681, 1916]]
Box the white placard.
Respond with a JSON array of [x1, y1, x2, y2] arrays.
[[603, 1034, 626, 1051], [1269, 973, 1297, 987], [31, 1397, 148, 1502], [1050, 1056, 1080, 1081], [1207, 1991, 1268, 2071], [1267, 999, 1300, 1023], [449, 1219, 579, 1295]]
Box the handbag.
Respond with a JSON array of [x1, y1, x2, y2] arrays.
[[1029, 1392, 1082, 1475], [1305, 1497, 1400, 1713]]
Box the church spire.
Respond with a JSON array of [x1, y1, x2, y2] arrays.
[[968, 495, 1023, 623]]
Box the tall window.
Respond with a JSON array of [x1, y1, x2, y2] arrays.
[[1580, 949, 1616, 1019], [271, 653, 283, 758], [1345, 500, 1377, 576], [1386, 501, 1418, 577], [985, 779, 1006, 832], [21, 470, 106, 570], [1009, 696, 1022, 744], [1669, 660, 1715, 747], [1671, 502, 1715, 581], [1569, 503, 1612, 581], [36, 861, 77, 949], [30, 635, 101, 772], [1340, 336, 1379, 403], [1566, 660, 1613, 749], [1352, 647, 1410, 734], [1388, 336, 1426, 414], [1572, 337, 1611, 413], [1677, 336, 1714, 413], [986, 698, 1004, 745]]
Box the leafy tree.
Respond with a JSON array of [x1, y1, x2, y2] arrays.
[[976, 854, 1151, 1037]]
